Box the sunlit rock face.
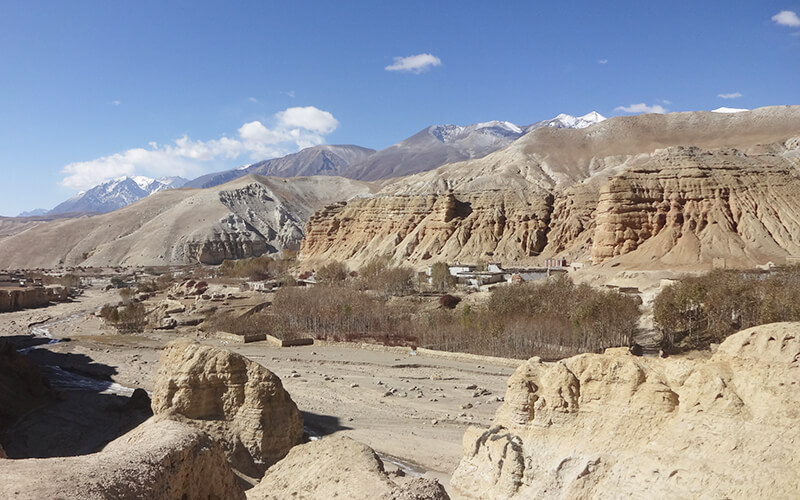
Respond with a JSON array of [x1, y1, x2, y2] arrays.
[[451, 323, 800, 499], [151, 338, 304, 476]]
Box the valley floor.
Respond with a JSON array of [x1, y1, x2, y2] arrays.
[[0, 287, 519, 497]]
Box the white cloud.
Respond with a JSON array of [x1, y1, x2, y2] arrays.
[[111, 100, 121, 106], [275, 106, 338, 134], [598, 59, 608, 64], [772, 10, 800, 27], [659, 99, 672, 105], [60, 106, 338, 190], [614, 103, 668, 114], [717, 92, 743, 99], [248, 97, 258, 103], [385, 53, 442, 74]]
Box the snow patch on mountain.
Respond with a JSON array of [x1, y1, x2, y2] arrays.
[[712, 107, 749, 114]]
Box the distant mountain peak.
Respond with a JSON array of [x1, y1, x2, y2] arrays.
[[48, 175, 188, 215], [529, 111, 606, 131]]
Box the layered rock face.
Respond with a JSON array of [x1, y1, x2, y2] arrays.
[[248, 435, 450, 500], [451, 322, 800, 499], [303, 190, 552, 265], [152, 339, 304, 476], [591, 144, 800, 266], [301, 107, 800, 269], [0, 418, 244, 499]]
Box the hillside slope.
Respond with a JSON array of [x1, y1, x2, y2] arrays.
[[0, 175, 373, 269]]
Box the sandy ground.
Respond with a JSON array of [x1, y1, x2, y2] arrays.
[[0, 286, 519, 497]]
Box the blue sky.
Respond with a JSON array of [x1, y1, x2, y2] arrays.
[[1, 1, 798, 216]]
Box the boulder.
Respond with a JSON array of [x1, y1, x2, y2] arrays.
[[382, 478, 451, 500], [452, 322, 800, 499], [158, 317, 178, 330], [152, 339, 303, 476], [0, 417, 244, 499], [248, 436, 408, 500]]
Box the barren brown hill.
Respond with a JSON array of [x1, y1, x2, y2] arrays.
[[301, 106, 800, 269], [0, 175, 373, 269]]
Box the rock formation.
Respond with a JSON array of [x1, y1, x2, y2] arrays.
[[451, 322, 800, 499], [151, 338, 304, 476], [247, 435, 449, 500], [0, 286, 68, 313], [0, 417, 244, 499], [301, 107, 800, 269], [590, 144, 800, 266]]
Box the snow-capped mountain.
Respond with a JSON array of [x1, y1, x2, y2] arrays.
[[49, 176, 187, 215], [342, 112, 605, 181], [428, 120, 524, 144], [526, 111, 607, 131]]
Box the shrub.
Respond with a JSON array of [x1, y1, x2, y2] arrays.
[[357, 257, 415, 297], [117, 302, 147, 333], [439, 294, 461, 309], [99, 302, 146, 333], [315, 261, 348, 285]]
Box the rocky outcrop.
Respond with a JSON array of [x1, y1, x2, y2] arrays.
[[152, 339, 304, 476], [0, 286, 67, 313], [0, 417, 244, 499], [451, 322, 800, 499], [301, 107, 800, 269], [247, 436, 449, 500]]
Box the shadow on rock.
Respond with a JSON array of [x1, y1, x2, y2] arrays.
[[301, 410, 353, 439], [0, 335, 152, 459]]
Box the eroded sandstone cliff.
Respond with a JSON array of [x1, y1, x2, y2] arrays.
[[450, 322, 800, 499]]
